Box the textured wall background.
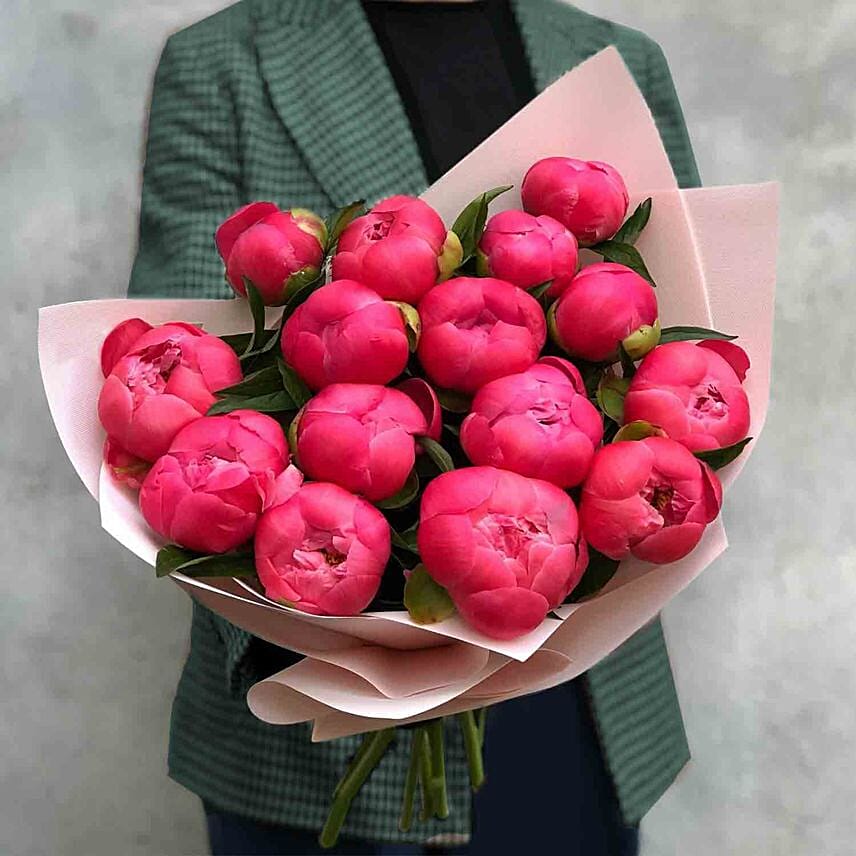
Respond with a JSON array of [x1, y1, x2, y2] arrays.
[[2, 1, 854, 854]]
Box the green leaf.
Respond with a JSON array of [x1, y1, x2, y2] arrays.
[[596, 372, 630, 424], [613, 198, 652, 246], [568, 547, 620, 602], [207, 390, 295, 416], [389, 301, 421, 352], [659, 326, 737, 344], [156, 545, 196, 578], [436, 388, 471, 413], [451, 185, 513, 263], [375, 470, 420, 510], [156, 544, 256, 579], [242, 279, 268, 355], [391, 526, 420, 556], [220, 329, 278, 357], [613, 420, 666, 443], [279, 270, 326, 325], [528, 280, 553, 300], [589, 240, 656, 286], [404, 565, 456, 625], [277, 359, 312, 408], [215, 365, 285, 399], [693, 436, 752, 470], [418, 436, 455, 472], [325, 200, 366, 251]]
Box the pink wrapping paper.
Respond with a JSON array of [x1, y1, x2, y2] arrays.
[[38, 47, 777, 736]]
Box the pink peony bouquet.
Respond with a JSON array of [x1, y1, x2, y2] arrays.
[[39, 49, 777, 849]]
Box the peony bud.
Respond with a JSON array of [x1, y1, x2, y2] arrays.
[[477, 209, 579, 299], [551, 263, 658, 363], [417, 276, 546, 394], [216, 202, 326, 306], [521, 157, 629, 246], [281, 280, 410, 390], [332, 195, 455, 303]]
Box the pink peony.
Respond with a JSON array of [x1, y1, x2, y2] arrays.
[[521, 157, 629, 246], [417, 467, 588, 640], [417, 276, 546, 394], [281, 280, 411, 391], [579, 436, 722, 564], [139, 410, 290, 554], [255, 482, 390, 615], [460, 357, 603, 488], [331, 195, 461, 303], [396, 378, 442, 442], [623, 341, 751, 451], [216, 201, 326, 306], [100, 317, 153, 376], [477, 209, 579, 298], [295, 384, 427, 502], [98, 321, 242, 461], [551, 262, 659, 363]]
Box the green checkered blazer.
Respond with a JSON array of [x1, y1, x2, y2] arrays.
[[129, 0, 700, 843]]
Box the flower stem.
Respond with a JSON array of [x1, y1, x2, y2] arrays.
[[426, 719, 449, 819], [319, 728, 395, 849], [416, 726, 434, 821], [399, 730, 421, 832], [476, 706, 488, 745], [456, 711, 485, 791]]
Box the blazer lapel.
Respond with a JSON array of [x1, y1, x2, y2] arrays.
[[251, 0, 428, 207], [511, 0, 613, 92]]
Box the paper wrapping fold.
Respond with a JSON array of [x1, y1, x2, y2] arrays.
[[38, 47, 777, 737]]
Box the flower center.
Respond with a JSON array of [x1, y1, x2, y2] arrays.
[[365, 215, 393, 241], [528, 398, 571, 430], [475, 513, 550, 559], [691, 383, 728, 420], [181, 453, 234, 489], [641, 479, 692, 526], [126, 341, 182, 395], [293, 528, 351, 575]]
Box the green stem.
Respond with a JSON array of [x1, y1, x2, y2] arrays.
[[319, 728, 395, 849], [456, 711, 485, 791], [399, 730, 421, 832], [426, 719, 449, 819], [416, 727, 433, 822], [476, 706, 488, 746]]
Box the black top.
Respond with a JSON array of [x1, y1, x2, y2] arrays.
[[362, 0, 536, 181]]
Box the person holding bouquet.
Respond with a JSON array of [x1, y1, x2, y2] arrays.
[[130, 1, 700, 853]]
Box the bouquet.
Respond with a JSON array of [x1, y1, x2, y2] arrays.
[[39, 49, 777, 846]]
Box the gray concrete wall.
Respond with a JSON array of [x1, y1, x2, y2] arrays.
[[2, 1, 853, 854]]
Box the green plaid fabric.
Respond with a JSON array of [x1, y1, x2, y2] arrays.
[[129, 0, 700, 842]]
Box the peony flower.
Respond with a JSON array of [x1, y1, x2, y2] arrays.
[[281, 280, 411, 391], [295, 384, 427, 502], [215, 201, 327, 306], [98, 322, 242, 461], [417, 276, 546, 394], [622, 341, 751, 451], [139, 410, 290, 554], [255, 482, 390, 616], [521, 157, 629, 246], [331, 195, 462, 303], [477, 209, 579, 298], [550, 262, 659, 363], [460, 357, 603, 487], [579, 436, 722, 564], [417, 467, 588, 640], [396, 378, 442, 442]]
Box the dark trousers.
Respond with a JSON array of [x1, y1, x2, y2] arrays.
[[206, 679, 639, 856]]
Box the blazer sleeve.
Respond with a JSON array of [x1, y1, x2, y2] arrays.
[[640, 41, 702, 190], [128, 35, 241, 299]]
